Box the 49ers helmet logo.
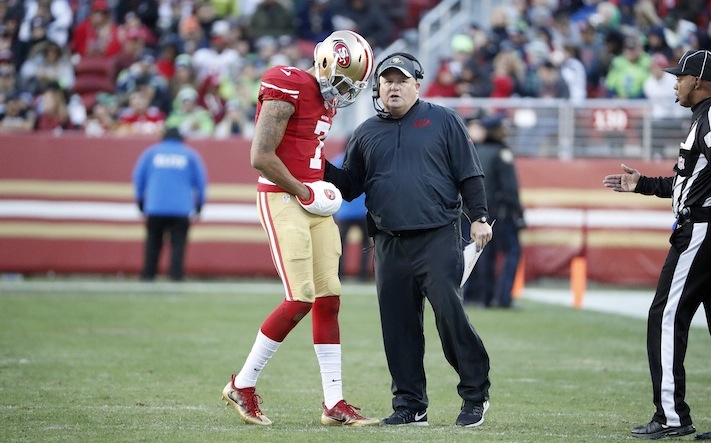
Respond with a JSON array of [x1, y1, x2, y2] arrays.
[[324, 189, 337, 200], [334, 42, 351, 68]]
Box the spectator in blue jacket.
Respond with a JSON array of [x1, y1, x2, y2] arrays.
[[132, 126, 207, 281]]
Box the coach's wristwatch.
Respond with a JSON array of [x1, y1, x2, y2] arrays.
[[474, 216, 487, 224]]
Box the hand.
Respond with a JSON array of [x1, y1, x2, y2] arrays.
[[470, 219, 493, 252], [190, 208, 201, 222], [603, 164, 640, 192], [297, 181, 342, 216], [192, 204, 202, 220]]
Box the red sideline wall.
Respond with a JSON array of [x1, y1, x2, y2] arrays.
[[0, 134, 674, 285]]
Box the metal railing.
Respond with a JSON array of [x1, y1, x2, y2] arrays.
[[428, 97, 689, 160], [334, 95, 688, 160]]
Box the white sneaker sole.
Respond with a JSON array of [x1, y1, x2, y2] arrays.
[[458, 400, 489, 428]]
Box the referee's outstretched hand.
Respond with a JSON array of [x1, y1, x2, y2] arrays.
[[603, 163, 640, 192]]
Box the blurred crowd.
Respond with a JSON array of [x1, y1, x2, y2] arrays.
[[0, 0, 416, 137], [424, 0, 711, 106], [0, 0, 709, 138]]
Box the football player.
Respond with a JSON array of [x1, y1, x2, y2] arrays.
[[221, 30, 379, 426]]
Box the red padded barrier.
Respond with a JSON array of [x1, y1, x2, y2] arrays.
[[0, 133, 676, 285]]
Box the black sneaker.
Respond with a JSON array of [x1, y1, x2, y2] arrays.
[[631, 420, 695, 439], [456, 400, 489, 427], [698, 432, 711, 440], [381, 408, 428, 426]]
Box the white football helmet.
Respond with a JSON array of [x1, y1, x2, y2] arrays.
[[314, 30, 375, 108]]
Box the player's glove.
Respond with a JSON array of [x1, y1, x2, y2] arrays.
[[297, 181, 342, 216]]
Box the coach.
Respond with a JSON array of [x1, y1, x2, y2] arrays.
[[325, 52, 493, 427]]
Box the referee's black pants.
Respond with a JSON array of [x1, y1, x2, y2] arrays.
[[374, 221, 491, 412], [648, 221, 711, 427], [141, 215, 190, 281]]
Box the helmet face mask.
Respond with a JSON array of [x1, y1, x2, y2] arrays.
[[314, 31, 374, 108]]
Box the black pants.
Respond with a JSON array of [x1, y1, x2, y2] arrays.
[[464, 218, 522, 307], [141, 215, 190, 281], [464, 233, 496, 305], [648, 221, 711, 427], [374, 221, 491, 412]]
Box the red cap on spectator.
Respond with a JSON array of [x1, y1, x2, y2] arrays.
[[651, 53, 669, 68], [92, 0, 109, 11]]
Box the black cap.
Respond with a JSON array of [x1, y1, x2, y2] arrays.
[[479, 114, 505, 129], [378, 54, 421, 79], [163, 126, 184, 141], [664, 50, 711, 81]]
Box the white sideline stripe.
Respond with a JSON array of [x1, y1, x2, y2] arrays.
[[0, 201, 675, 228], [0, 200, 260, 223], [524, 288, 708, 329], [525, 208, 674, 230]]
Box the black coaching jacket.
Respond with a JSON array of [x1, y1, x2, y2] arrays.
[[325, 100, 485, 233]]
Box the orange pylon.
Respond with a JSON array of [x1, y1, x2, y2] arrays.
[[512, 257, 525, 299], [571, 256, 587, 309]]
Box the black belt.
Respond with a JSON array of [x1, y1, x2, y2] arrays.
[[381, 228, 435, 237], [677, 206, 711, 225]]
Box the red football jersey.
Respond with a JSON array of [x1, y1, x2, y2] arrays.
[[255, 66, 337, 192]]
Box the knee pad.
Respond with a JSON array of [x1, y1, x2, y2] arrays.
[[325, 274, 342, 297]]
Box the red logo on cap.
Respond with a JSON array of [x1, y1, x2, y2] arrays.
[[334, 42, 351, 68], [324, 189, 336, 200]]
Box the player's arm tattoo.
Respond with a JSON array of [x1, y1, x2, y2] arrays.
[[250, 99, 307, 198], [253, 100, 295, 153]]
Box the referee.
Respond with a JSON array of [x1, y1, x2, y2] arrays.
[[326, 53, 493, 427], [603, 49, 711, 440]]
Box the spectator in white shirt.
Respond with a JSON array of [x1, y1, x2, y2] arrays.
[[643, 53, 688, 158]]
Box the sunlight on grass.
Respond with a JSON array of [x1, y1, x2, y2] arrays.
[[1, 281, 710, 442]]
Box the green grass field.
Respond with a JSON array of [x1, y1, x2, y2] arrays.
[[1, 279, 710, 443]]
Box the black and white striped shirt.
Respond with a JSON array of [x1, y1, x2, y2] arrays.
[[635, 98, 711, 216]]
